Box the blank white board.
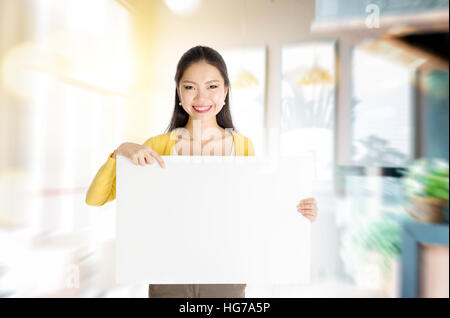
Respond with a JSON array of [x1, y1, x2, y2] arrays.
[[116, 155, 313, 284]]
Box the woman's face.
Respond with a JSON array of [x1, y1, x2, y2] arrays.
[[177, 61, 228, 124]]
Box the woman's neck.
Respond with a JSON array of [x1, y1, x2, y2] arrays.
[[184, 118, 224, 140]]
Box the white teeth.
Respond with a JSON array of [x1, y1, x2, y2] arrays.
[[193, 106, 211, 110]]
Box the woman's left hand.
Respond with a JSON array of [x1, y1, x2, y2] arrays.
[[296, 197, 318, 222]]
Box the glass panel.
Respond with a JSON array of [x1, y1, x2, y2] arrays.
[[221, 47, 266, 155], [280, 41, 336, 186], [351, 47, 414, 167]]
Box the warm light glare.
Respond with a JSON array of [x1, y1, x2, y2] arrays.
[[164, 0, 202, 16]]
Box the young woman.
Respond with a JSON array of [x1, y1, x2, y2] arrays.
[[86, 46, 318, 298]]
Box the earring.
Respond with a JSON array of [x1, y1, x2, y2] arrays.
[[179, 102, 182, 106]]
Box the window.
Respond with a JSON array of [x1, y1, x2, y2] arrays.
[[280, 41, 336, 186], [351, 46, 415, 167]]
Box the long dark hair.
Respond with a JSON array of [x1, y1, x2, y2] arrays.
[[165, 46, 236, 133]]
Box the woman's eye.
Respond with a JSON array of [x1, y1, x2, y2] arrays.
[[209, 85, 218, 89], [184, 86, 194, 90]]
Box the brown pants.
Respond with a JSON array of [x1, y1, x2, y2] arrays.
[[148, 284, 246, 298]]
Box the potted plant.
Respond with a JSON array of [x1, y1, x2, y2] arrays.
[[402, 158, 449, 224], [351, 212, 405, 297]]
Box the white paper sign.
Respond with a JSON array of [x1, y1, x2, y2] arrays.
[[116, 155, 313, 284]]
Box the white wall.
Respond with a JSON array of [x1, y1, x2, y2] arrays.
[[0, 0, 30, 171]]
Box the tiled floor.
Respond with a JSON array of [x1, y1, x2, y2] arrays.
[[96, 278, 387, 298], [245, 279, 385, 298]]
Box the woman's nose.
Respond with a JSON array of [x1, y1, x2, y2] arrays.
[[194, 88, 210, 102]]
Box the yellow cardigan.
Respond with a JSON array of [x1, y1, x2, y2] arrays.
[[85, 130, 255, 206]]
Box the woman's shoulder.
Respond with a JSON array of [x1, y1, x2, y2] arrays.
[[231, 131, 252, 142], [231, 131, 255, 156], [143, 131, 172, 143], [143, 131, 177, 155]]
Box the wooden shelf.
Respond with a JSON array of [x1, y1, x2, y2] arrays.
[[401, 218, 449, 297]]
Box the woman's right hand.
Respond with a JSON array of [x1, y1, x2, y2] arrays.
[[114, 142, 165, 168]]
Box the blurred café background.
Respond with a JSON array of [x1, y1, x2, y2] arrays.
[[0, 0, 448, 297]]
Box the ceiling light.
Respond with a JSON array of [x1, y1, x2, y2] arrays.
[[164, 0, 201, 16]]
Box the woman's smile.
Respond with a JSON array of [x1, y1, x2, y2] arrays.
[[192, 105, 213, 113]]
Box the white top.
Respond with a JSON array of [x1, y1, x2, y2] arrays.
[[171, 141, 235, 156]]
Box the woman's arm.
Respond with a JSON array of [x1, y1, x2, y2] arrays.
[[85, 151, 117, 206], [85, 137, 163, 207]]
